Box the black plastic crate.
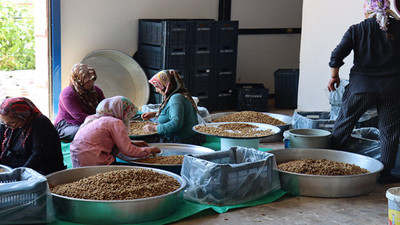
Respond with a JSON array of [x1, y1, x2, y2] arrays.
[[274, 69, 299, 109], [216, 21, 239, 44], [237, 83, 269, 112], [215, 43, 238, 67], [189, 20, 215, 45], [189, 44, 214, 67], [138, 19, 190, 46], [213, 89, 236, 111], [214, 65, 236, 90], [188, 67, 211, 92], [137, 43, 188, 70]]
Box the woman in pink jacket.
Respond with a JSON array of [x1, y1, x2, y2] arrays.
[[70, 96, 160, 167]]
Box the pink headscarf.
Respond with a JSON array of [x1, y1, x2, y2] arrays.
[[364, 0, 400, 30], [80, 96, 138, 131]]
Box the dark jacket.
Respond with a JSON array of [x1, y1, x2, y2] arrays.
[[0, 115, 66, 175], [329, 18, 400, 94]]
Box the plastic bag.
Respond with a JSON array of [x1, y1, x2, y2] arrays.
[[0, 167, 55, 224], [329, 79, 349, 106], [181, 147, 281, 206]]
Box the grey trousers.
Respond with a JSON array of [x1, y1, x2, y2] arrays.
[[55, 119, 80, 143], [331, 87, 400, 174]]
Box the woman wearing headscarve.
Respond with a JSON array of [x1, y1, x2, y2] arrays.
[[0, 97, 66, 175], [70, 96, 160, 168], [327, 0, 400, 183], [54, 63, 106, 142], [141, 70, 204, 145]]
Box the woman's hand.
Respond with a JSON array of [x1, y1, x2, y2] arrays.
[[148, 146, 161, 156], [327, 77, 340, 92], [143, 124, 157, 133], [141, 112, 157, 121], [131, 140, 148, 147]]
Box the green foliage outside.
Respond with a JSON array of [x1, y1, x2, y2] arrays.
[[0, 0, 35, 71]]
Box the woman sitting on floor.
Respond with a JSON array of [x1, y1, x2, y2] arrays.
[[70, 96, 160, 168], [0, 97, 66, 175]]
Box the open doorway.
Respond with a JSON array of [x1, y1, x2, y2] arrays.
[[0, 0, 50, 116]]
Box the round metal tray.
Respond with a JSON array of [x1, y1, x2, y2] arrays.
[[193, 122, 281, 139], [46, 165, 186, 224], [268, 148, 384, 197], [81, 49, 150, 108], [210, 112, 292, 142], [117, 143, 215, 174]]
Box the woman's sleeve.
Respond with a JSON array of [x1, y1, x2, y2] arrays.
[[156, 95, 185, 135], [329, 26, 354, 68], [110, 120, 152, 158], [23, 119, 50, 173], [62, 92, 90, 124]]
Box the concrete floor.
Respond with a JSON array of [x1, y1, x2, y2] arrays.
[[170, 101, 398, 225]]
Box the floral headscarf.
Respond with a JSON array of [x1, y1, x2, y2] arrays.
[[69, 63, 100, 114], [149, 70, 198, 116], [364, 0, 400, 30], [0, 97, 42, 157], [80, 96, 138, 131]]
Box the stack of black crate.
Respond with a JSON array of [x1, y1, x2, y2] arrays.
[[135, 19, 238, 111], [212, 21, 239, 111]]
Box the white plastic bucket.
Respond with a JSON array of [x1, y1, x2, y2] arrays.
[[387, 187, 400, 225], [283, 129, 331, 148]]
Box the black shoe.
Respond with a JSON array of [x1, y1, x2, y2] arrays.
[[378, 173, 400, 184]]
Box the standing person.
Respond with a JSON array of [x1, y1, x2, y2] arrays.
[[70, 96, 160, 168], [0, 97, 66, 175], [141, 70, 204, 145], [54, 63, 105, 142], [328, 0, 400, 183]]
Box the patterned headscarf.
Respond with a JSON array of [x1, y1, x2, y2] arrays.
[[80, 96, 138, 131], [364, 0, 400, 30], [149, 70, 198, 116], [69, 63, 100, 114], [0, 97, 42, 157]]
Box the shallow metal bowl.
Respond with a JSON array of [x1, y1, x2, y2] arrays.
[[117, 143, 215, 174], [46, 166, 186, 224], [268, 148, 384, 197], [210, 111, 292, 142]]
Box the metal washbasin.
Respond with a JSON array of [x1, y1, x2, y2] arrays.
[[268, 148, 384, 197], [46, 165, 186, 224]]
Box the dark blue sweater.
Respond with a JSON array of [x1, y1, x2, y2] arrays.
[[329, 18, 400, 94]]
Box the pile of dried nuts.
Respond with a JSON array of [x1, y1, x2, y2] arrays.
[[135, 155, 184, 165], [50, 169, 180, 200], [213, 111, 286, 126], [129, 121, 158, 136], [195, 122, 275, 138], [278, 159, 369, 175]]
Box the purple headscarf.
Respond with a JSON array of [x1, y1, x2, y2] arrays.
[[364, 0, 400, 30]]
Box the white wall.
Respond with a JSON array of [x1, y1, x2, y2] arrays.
[[298, 0, 366, 111], [60, 0, 219, 87], [232, 0, 302, 93], [60, 0, 303, 96]]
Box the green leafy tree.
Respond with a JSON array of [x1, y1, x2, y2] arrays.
[[0, 0, 35, 71]]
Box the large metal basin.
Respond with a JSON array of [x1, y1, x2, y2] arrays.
[[268, 148, 384, 197], [210, 111, 292, 143], [46, 166, 186, 224]]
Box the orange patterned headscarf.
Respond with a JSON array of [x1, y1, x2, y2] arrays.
[[149, 70, 198, 116]]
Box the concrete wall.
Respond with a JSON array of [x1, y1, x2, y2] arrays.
[[60, 0, 302, 95]]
